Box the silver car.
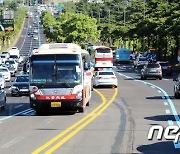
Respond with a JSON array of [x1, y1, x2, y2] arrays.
[[141, 63, 162, 80]]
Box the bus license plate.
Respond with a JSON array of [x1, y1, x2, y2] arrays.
[[51, 102, 61, 107]]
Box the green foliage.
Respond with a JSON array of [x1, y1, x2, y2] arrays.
[[41, 12, 100, 44], [0, 7, 27, 51]]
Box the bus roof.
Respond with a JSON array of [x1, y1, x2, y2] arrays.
[[31, 43, 83, 55]]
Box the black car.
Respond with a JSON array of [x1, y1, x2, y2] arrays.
[[157, 61, 172, 76], [11, 74, 29, 96], [174, 75, 180, 99], [0, 87, 6, 110]]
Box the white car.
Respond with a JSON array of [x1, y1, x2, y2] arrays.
[[0, 73, 5, 89], [34, 29, 38, 33], [0, 54, 9, 63], [4, 60, 18, 72], [93, 71, 118, 88], [0, 67, 11, 81], [34, 35, 38, 40]]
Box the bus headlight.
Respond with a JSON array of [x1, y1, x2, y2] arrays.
[[30, 93, 36, 100], [76, 91, 82, 99]]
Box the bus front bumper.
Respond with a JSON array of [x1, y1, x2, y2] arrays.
[[30, 99, 82, 110]]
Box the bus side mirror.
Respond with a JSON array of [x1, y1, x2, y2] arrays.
[[84, 62, 89, 70]]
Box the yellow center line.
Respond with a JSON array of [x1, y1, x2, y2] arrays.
[[45, 88, 118, 154], [32, 89, 107, 154]]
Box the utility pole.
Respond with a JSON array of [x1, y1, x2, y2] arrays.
[[108, 9, 110, 24], [91, 10, 93, 18], [98, 10, 101, 24], [123, 5, 126, 26], [143, 0, 146, 19]]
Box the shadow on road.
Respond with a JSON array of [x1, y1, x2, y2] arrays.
[[144, 115, 177, 122], [137, 141, 180, 154], [146, 96, 175, 100]]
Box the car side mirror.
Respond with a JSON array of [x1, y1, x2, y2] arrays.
[[173, 78, 178, 82]]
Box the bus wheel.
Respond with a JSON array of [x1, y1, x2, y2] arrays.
[[86, 101, 90, 106], [78, 107, 84, 113]]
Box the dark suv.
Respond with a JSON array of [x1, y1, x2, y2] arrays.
[[157, 61, 172, 76], [174, 75, 180, 99], [141, 63, 162, 80]]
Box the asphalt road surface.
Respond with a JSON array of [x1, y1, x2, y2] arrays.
[[0, 6, 180, 154]]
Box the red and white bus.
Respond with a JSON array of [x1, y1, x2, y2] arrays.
[[94, 46, 113, 71], [29, 43, 92, 113]]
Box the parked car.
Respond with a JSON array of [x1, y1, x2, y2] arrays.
[[174, 75, 180, 99], [0, 73, 5, 89], [157, 61, 172, 76], [0, 87, 6, 110], [141, 63, 162, 80], [0, 67, 11, 81], [134, 57, 147, 68], [11, 74, 29, 96], [93, 71, 118, 88]]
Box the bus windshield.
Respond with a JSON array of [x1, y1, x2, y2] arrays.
[[30, 54, 82, 88]]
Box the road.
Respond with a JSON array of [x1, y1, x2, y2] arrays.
[[0, 6, 180, 154]]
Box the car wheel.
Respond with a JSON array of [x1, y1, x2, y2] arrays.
[[175, 92, 180, 99], [11, 93, 16, 97], [159, 77, 162, 80], [78, 107, 84, 113]]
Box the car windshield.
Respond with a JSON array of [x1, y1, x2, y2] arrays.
[[147, 64, 160, 68], [30, 54, 82, 88], [5, 61, 15, 65], [0, 68, 8, 72], [99, 72, 114, 75], [159, 63, 168, 66], [10, 55, 18, 59], [16, 76, 29, 82]]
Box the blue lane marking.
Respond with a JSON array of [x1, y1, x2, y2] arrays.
[[117, 72, 180, 148], [164, 102, 168, 106], [174, 142, 180, 148], [0, 109, 32, 122], [162, 96, 165, 99], [166, 109, 170, 114], [168, 120, 174, 126]]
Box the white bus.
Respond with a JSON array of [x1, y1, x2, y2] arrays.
[[29, 43, 92, 113], [94, 46, 113, 71]]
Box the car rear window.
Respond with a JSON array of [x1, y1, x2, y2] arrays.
[[139, 58, 147, 61], [159, 63, 168, 66], [99, 72, 114, 75], [147, 64, 160, 68]]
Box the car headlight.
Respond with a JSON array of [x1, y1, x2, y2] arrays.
[[11, 86, 18, 89], [30, 94, 36, 100]]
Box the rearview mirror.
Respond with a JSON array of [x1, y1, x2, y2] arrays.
[[173, 78, 178, 82]]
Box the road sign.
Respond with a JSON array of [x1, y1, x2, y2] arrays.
[[0, 19, 14, 31]]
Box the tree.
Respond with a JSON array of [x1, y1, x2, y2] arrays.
[[53, 13, 100, 44]]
